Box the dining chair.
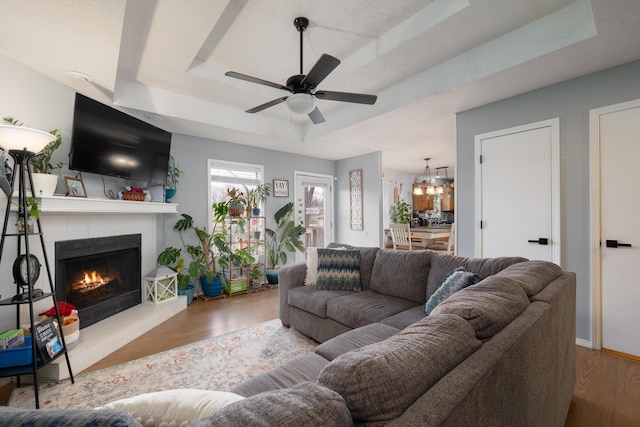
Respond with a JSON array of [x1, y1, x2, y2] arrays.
[[426, 223, 455, 254], [389, 223, 412, 250]]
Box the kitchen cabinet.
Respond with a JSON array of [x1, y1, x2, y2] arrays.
[[412, 184, 434, 211], [441, 185, 454, 211]]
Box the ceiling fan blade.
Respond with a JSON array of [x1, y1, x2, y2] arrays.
[[308, 106, 325, 124], [301, 54, 340, 88], [225, 71, 291, 92], [246, 97, 288, 113], [314, 90, 377, 105]]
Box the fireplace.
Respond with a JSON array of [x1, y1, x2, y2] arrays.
[[55, 234, 142, 329]]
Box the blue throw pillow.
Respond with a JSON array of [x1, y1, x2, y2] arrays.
[[424, 267, 481, 314], [316, 248, 361, 291]]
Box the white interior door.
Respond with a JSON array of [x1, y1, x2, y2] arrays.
[[593, 100, 640, 357], [294, 172, 334, 261], [474, 119, 560, 264]]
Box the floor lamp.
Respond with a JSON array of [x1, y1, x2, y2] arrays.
[[0, 125, 75, 408]]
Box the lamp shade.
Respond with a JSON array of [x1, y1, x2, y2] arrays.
[[286, 93, 315, 114], [0, 125, 55, 153]]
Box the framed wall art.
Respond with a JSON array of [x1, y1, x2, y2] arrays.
[[273, 179, 289, 197], [349, 169, 363, 230]]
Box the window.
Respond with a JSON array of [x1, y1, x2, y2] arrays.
[[207, 159, 264, 225]]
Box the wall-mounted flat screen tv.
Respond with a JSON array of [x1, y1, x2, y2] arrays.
[[69, 93, 171, 185]]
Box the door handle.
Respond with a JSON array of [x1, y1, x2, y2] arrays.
[[527, 238, 549, 245], [606, 240, 632, 248]]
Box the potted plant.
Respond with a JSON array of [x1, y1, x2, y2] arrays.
[[14, 197, 39, 233], [158, 205, 227, 297], [249, 265, 263, 289], [265, 202, 306, 284], [3, 117, 63, 197], [165, 161, 183, 202], [227, 187, 247, 217], [246, 183, 272, 216], [392, 199, 412, 224]]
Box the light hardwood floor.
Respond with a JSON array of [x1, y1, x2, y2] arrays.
[[2, 289, 639, 427]]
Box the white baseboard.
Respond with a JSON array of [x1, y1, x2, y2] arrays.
[[576, 338, 592, 348]]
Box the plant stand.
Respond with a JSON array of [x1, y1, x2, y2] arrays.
[[0, 140, 75, 408], [197, 293, 227, 302]]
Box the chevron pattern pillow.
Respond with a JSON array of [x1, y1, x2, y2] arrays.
[[316, 248, 361, 291]]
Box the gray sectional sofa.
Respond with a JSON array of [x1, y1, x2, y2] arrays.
[[222, 247, 577, 426], [0, 247, 576, 426]]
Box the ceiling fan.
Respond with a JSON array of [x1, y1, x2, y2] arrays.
[[225, 17, 377, 124]]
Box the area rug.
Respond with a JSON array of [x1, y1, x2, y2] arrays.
[[8, 319, 317, 409]]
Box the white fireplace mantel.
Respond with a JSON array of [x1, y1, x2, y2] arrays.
[[12, 195, 178, 214]]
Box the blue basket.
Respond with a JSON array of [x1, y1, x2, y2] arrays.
[[0, 336, 33, 368]]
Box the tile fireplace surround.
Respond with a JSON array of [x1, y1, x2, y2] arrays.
[[1, 196, 185, 382]]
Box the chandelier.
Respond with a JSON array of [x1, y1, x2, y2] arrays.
[[414, 158, 436, 195], [414, 158, 451, 196]]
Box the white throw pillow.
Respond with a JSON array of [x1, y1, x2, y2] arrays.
[[304, 247, 319, 286], [96, 388, 245, 427]]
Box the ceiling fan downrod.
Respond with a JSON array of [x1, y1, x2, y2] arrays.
[[294, 17, 309, 76]]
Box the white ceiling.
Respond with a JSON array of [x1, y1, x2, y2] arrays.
[[1, 0, 639, 176]]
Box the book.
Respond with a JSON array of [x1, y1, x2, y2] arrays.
[[32, 318, 64, 361], [0, 329, 24, 349]]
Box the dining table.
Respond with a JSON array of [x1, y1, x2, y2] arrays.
[[384, 225, 452, 249]]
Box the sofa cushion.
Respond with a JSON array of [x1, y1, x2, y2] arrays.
[[317, 314, 482, 422], [304, 247, 319, 286], [326, 290, 420, 329], [424, 267, 481, 315], [288, 286, 352, 318], [192, 382, 353, 427], [231, 353, 329, 397], [426, 255, 527, 298], [316, 248, 361, 291], [369, 249, 432, 303], [431, 275, 530, 340], [327, 244, 380, 290], [380, 305, 426, 329], [98, 389, 244, 427], [315, 323, 400, 361], [494, 260, 563, 297]]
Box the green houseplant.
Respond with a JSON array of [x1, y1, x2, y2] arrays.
[[165, 161, 183, 202], [246, 183, 272, 216], [265, 202, 305, 284], [392, 199, 412, 224], [226, 187, 247, 217]]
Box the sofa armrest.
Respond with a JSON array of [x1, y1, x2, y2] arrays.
[[278, 261, 307, 326]]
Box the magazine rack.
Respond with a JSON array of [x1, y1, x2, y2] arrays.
[[0, 127, 74, 408]]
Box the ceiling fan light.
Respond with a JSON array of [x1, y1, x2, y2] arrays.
[[286, 93, 315, 114]]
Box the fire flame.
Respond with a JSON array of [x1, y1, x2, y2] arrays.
[[80, 271, 108, 287]]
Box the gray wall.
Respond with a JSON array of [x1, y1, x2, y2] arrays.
[[164, 134, 336, 256], [336, 151, 383, 247], [456, 59, 640, 343]]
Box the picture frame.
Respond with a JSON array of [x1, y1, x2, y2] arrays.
[[273, 179, 289, 197], [64, 176, 87, 198]]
